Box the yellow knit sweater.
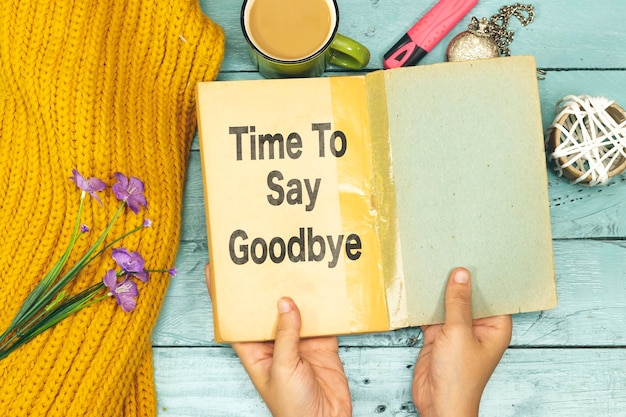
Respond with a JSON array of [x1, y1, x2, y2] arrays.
[[0, 1, 223, 416]]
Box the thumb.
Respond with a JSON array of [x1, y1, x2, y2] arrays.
[[272, 297, 302, 369], [444, 267, 473, 328], [204, 263, 213, 300]]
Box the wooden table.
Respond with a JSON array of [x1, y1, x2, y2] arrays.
[[152, 1, 626, 415]]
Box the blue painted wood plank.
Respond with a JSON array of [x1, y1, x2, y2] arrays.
[[153, 1, 626, 415], [153, 346, 626, 416]]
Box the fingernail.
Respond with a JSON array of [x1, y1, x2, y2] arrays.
[[453, 269, 469, 284], [278, 298, 291, 313]]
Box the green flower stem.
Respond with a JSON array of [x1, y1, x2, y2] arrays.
[[11, 291, 71, 341], [0, 331, 17, 353], [8, 202, 125, 335], [0, 283, 105, 361], [85, 223, 145, 265], [2, 193, 87, 337], [47, 202, 126, 294]]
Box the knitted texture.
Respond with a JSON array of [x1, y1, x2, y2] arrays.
[[0, 1, 224, 416]]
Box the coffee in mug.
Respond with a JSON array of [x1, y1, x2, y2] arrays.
[[247, 0, 333, 61], [241, 0, 370, 78]]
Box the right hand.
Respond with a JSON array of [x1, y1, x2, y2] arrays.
[[412, 268, 512, 417]]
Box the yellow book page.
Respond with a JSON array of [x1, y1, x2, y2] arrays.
[[364, 70, 408, 329], [329, 76, 390, 334], [197, 76, 389, 342]]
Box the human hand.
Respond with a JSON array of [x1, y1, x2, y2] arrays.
[[204, 265, 352, 417], [412, 268, 512, 417]]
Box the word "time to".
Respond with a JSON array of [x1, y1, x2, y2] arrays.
[[228, 123, 347, 160]]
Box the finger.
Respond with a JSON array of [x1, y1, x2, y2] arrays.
[[475, 314, 513, 349], [272, 297, 302, 370], [204, 263, 212, 299], [444, 267, 473, 328], [231, 341, 275, 393], [231, 340, 272, 366], [491, 314, 513, 350], [420, 323, 442, 344]]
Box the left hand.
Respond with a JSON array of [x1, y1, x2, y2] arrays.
[[205, 265, 352, 417]]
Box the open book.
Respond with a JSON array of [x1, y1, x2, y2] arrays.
[[196, 56, 557, 343]]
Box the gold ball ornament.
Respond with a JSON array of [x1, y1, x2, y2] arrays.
[[446, 18, 499, 62]]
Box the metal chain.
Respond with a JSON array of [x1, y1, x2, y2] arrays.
[[469, 3, 535, 56]]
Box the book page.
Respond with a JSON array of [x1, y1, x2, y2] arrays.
[[197, 76, 390, 342], [365, 70, 409, 329], [383, 56, 557, 325]]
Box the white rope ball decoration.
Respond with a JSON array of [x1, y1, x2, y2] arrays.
[[547, 95, 626, 186]]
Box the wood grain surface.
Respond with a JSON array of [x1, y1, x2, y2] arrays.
[[154, 1, 626, 415]]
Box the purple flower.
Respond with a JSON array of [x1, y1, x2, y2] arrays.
[[112, 248, 149, 282], [112, 172, 147, 214], [168, 267, 177, 277], [143, 219, 152, 228], [80, 224, 90, 233], [103, 269, 138, 313], [70, 170, 106, 204]]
